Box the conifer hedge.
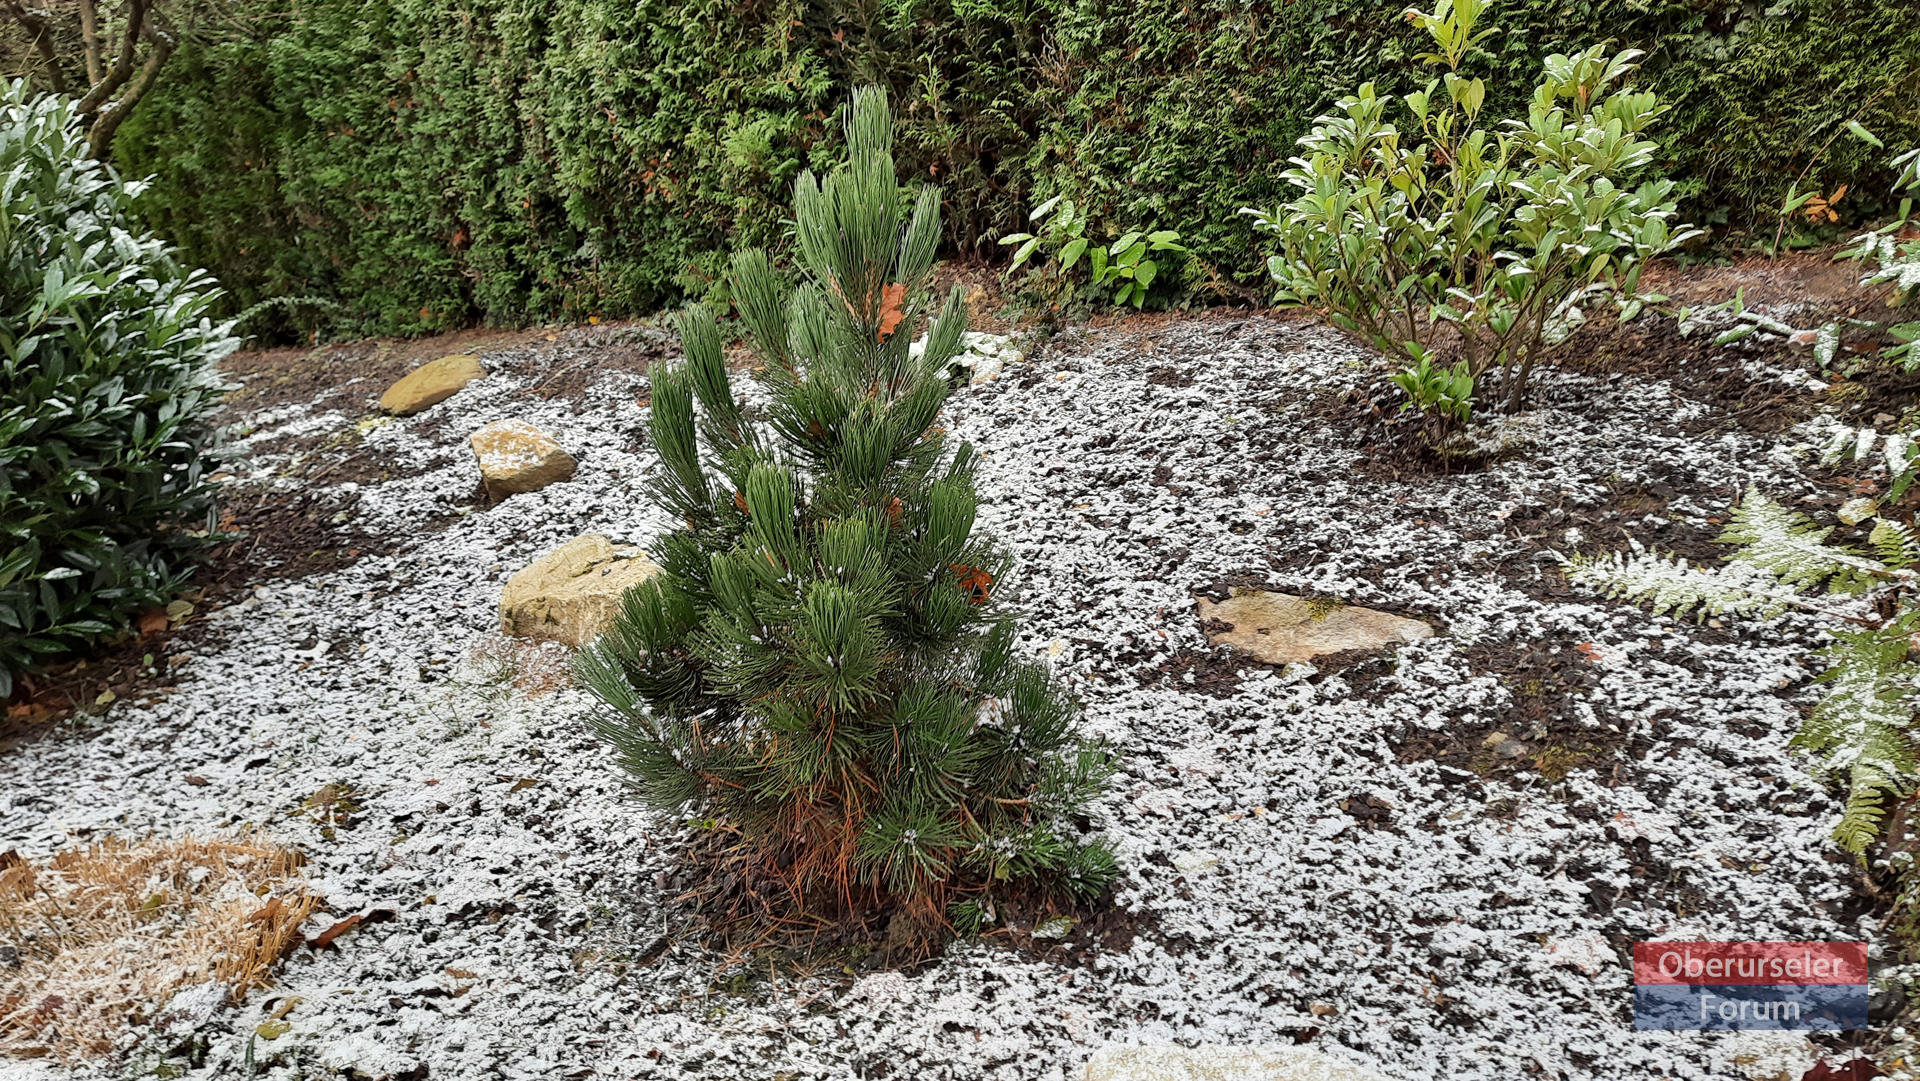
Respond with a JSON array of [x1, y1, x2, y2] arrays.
[[111, 0, 1920, 336]]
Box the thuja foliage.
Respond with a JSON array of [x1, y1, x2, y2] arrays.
[[1242, 0, 1699, 417], [1569, 491, 1920, 854], [577, 89, 1115, 913], [109, 0, 1920, 336], [0, 82, 236, 696]]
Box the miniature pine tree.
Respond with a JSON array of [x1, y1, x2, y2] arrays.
[[577, 88, 1114, 918]]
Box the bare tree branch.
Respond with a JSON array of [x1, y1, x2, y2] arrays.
[[88, 14, 172, 158], [74, 0, 149, 117], [77, 0, 103, 86], [2, 0, 67, 94]]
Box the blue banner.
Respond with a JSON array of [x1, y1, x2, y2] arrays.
[[1634, 984, 1868, 1030]]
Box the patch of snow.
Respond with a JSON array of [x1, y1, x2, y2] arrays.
[[0, 317, 1866, 1079]]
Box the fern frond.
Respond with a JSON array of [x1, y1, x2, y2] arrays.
[[1563, 549, 1812, 620], [1872, 518, 1920, 571], [1795, 627, 1919, 852], [1719, 488, 1885, 594], [1833, 770, 1892, 855]]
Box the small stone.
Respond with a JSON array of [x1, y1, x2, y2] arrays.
[[1875, 413, 1897, 427], [1836, 497, 1878, 526], [1788, 329, 1819, 348], [1543, 930, 1614, 977], [1720, 1031, 1818, 1081], [1032, 915, 1076, 940], [379, 354, 485, 415], [499, 535, 663, 647], [1171, 851, 1219, 875], [1195, 592, 1433, 665], [1084, 1044, 1385, 1081], [470, 419, 577, 500]]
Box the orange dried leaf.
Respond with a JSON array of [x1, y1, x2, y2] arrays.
[[951, 563, 994, 604], [877, 283, 907, 341], [309, 914, 361, 950], [733, 490, 750, 515]]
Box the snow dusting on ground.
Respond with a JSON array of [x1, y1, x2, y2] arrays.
[[0, 315, 1869, 1079]]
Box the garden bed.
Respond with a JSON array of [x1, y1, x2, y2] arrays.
[[0, 300, 1890, 1079]]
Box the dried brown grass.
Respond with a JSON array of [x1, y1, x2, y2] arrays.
[[0, 835, 320, 1063], [469, 634, 574, 698]]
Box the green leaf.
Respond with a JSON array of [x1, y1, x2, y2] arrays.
[[1845, 120, 1883, 148], [1059, 237, 1088, 269]]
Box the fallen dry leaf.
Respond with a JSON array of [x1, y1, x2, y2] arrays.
[[876, 283, 907, 342], [308, 914, 361, 950], [952, 563, 994, 604]]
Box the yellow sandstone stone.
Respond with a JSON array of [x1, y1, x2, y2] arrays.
[[498, 534, 662, 646], [378, 354, 486, 415]]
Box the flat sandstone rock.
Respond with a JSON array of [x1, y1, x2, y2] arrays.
[[470, 418, 577, 500], [1085, 1044, 1387, 1081], [499, 534, 661, 646], [1196, 591, 1433, 665], [378, 354, 486, 415]]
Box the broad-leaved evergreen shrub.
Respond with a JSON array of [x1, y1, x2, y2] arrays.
[[577, 88, 1115, 921], [1241, 0, 1700, 417], [0, 81, 237, 697]]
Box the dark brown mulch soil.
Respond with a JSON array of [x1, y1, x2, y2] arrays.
[[643, 820, 1148, 983], [1387, 638, 1658, 785], [2, 608, 221, 740], [1299, 251, 1918, 482], [1120, 643, 1254, 698], [4, 322, 673, 735]]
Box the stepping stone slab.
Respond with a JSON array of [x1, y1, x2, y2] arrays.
[[1085, 1044, 1387, 1081], [470, 418, 577, 500], [378, 353, 486, 415], [499, 534, 662, 647], [1196, 591, 1433, 665]]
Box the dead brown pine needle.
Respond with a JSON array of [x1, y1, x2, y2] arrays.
[[0, 833, 320, 1063]]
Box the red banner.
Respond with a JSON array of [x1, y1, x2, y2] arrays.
[[1633, 942, 1867, 986]]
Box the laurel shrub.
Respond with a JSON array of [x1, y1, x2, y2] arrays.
[[0, 81, 236, 696]]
